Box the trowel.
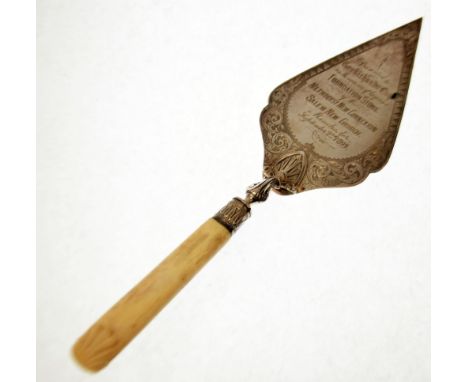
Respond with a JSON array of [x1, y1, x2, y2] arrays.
[[72, 18, 422, 371]]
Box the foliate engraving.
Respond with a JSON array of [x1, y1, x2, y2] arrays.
[[264, 151, 307, 193], [259, 19, 421, 192], [306, 159, 365, 188], [214, 197, 251, 232], [266, 131, 293, 153]]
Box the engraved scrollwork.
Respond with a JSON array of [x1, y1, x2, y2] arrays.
[[308, 158, 332, 179], [363, 148, 386, 170], [259, 19, 420, 192], [263, 108, 283, 129], [266, 131, 293, 153], [270, 88, 288, 106], [371, 134, 396, 169], [342, 161, 365, 184], [307, 158, 333, 187], [307, 159, 365, 187]]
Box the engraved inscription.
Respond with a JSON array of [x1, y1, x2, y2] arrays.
[[286, 40, 405, 159], [260, 19, 421, 192]]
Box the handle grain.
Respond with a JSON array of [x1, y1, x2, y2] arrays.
[[72, 218, 231, 371]]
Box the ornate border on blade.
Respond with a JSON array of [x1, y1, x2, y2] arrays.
[[259, 19, 421, 193]]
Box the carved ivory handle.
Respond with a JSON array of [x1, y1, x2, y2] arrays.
[[72, 196, 253, 372]]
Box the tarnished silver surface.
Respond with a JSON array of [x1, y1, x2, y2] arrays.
[[215, 20, 421, 229], [245, 178, 279, 204], [260, 19, 422, 194], [213, 197, 251, 233], [214, 178, 278, 232]]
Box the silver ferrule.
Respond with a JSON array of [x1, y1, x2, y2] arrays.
[[213, 177, 278, 232]]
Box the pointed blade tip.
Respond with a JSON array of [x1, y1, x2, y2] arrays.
[[406, 17, 423, 30], [413, 17, 423, 28]]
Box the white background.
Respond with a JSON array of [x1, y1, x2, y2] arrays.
[[37, 1, 430, 381]]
